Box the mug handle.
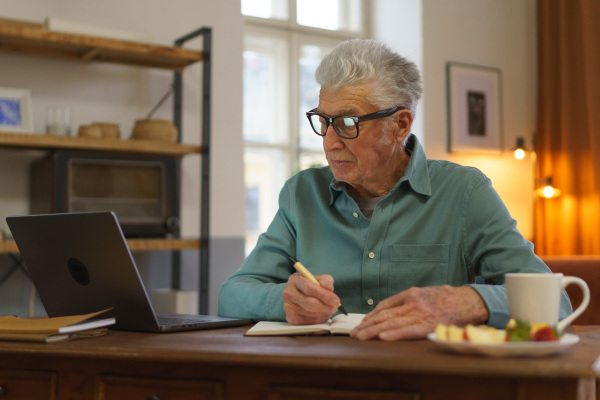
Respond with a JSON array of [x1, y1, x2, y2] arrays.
[[557, 276, 590, 332]]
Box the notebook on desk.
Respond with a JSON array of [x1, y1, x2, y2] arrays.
[[6, 211, 251, 333]]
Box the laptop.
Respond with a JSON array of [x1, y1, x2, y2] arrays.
[[6, 211, 251, 333]]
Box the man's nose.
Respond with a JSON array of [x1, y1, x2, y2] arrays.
[[323, 123, 344, 151]]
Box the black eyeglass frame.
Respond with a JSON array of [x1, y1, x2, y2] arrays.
[[306, 106, 406, 139]]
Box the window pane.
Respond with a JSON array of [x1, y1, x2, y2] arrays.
[[299, 151, 327, 170], [244, 148, 290, 254], [298, 44, 333, 151], [297, 0, 362, 32], [241, 0, 288, 20], [243, 36, 289, 145], [242, 2, 367, 255]]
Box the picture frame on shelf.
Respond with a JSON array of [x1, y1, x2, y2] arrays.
[[0, 88, 34, 133], [447, 63, 502, 154]]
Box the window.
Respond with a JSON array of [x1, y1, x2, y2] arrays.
[[242, 0, 369, 254]]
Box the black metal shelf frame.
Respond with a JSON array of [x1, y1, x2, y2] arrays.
[[172, 27, 211, 315]]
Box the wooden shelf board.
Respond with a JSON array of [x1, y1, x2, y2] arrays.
[[0, 18, 203, 71], [127, 238, 201, 252], [0, 238, 200, 254], [0, 132, 201, 156]]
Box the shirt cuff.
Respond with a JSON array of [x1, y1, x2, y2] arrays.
[[467, 283, 510, 328], [265, 284, 287, 321]]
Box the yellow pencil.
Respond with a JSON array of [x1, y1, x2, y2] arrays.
[[288, 256, 348, 315]]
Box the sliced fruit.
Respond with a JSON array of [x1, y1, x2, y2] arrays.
[[464, 324, 506, 344], [435, 323, 448, 340], [533, 326, 559, 341], [448, 324, 464, 342]]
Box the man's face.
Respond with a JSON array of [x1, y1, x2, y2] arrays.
[[317, 82, 410, 198]]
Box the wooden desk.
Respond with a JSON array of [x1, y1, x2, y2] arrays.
[[0, 325, 599, 400]]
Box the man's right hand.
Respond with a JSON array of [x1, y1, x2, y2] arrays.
[[282, 273, 341, 325]]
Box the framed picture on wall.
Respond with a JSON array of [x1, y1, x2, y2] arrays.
[[0, 88, 34, 133], [447, 63, 502, 154]]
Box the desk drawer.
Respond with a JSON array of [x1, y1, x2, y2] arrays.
[[95, 376, 223, 400], [0, 369, 57, 400]]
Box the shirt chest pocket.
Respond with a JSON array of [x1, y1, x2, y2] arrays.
[[388, 244, 450, 291]]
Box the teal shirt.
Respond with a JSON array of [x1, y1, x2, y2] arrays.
[[219, 135, 572, 327]]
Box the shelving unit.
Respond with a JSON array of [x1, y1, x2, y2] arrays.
[[0, 18, 211, 314]]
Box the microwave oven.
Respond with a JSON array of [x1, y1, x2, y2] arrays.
[[30, 151, 181, 237]]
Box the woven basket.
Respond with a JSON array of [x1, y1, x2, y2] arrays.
[[131, 119, 177, 142], [90, 122, 121, 139]]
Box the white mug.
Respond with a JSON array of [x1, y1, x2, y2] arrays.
[[505, 273, 590, 333]]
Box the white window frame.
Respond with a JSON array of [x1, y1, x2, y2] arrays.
[[242, 1, 371, 252]]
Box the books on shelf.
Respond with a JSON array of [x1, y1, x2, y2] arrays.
[[245, 313, 366, 336], [0, 308, 115, 343]]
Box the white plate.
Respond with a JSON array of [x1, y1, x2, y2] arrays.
[[427, 332, 579, 357]]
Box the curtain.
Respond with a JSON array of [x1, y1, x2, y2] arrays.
[[535, 0, 600, 255]]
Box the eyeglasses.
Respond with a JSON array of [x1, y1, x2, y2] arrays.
[[306, 106, 405, 139]]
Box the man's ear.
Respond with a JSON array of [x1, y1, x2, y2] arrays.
[[393, 109, 413, 143]]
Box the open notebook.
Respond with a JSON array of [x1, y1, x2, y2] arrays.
[[246, 313, 366, 336]]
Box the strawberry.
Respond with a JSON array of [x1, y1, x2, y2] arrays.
[[533, 326, 559, 341]]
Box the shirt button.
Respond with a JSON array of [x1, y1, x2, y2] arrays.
[[367, 298, 374, 306], [353, 212, 359, 218], [368, 252, 375, 259]]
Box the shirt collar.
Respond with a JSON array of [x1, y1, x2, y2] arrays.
[[400, 134, 432, 196], [328, 134, 432, 205]]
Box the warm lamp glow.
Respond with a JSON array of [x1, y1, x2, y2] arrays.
[[513, 137, 528, 160], [543, 185, 561, 198], [536, 177, 561, 198], [514, 148, 526, 160]]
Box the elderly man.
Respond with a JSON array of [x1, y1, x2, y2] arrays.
[[218, 39, 571, 340]]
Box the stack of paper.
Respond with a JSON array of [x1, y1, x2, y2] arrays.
[[0, 308, 115, 343]]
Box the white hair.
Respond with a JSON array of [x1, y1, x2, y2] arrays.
[[315, 39, 423, 116]]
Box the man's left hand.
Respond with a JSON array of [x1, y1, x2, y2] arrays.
[[351, 285, 489, 341]]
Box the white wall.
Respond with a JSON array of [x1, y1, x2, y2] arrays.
[[375, 0, 537, 241], [373, 0, 424, 143], [0, 0, 245, 315]]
